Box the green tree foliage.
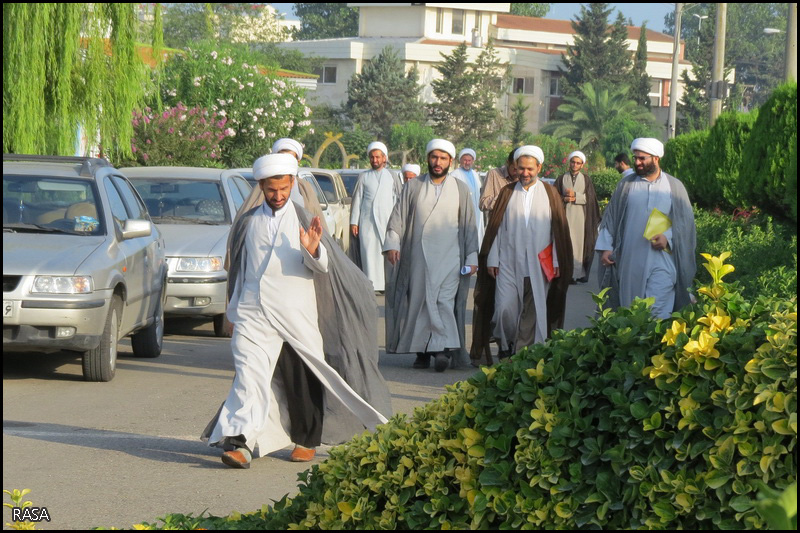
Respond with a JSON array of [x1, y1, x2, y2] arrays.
[[542, 83, 655, 155], [631, 22, 651, 109], [430, 41, 510, 146], [510, 96, 532, 146], [739, 82, 797, 223], [162, 3, 288, 49], [509, 3, 552, 17], [293, 3, 358, 41], [390, 121, 435, 166], [156, 41, 312, 168], [3, 3, 149, 159], [601, 114, 660, 168], [346, 46, 423, 142], [559, 4, 633, 98]]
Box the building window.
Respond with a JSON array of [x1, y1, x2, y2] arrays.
[[452, 9, 464, 35], [436, 8, 443, 33], [549, 76, 562, 96], [314, 66, 337, 84], [649, 79, 662, 107], [513, 77, 535, 95]]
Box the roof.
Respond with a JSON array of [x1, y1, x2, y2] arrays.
[[119, 167, 228, 181], [494, 14, 676, 44]]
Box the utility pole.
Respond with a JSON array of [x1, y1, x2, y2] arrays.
[[668, 3, 683, 139], [787, 3, 797, 82], [710, 3, 727, 127]]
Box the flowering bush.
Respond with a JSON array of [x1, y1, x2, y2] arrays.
[[122, 104, 231, 167], [157, 41, 313, 168]]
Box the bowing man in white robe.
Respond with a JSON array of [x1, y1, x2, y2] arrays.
[[206, 154, 387, 469], [350, 142, 401, 292], [451, 148, 485, 244], [384, 139, 479, 373], [487, 146, 567, 355]]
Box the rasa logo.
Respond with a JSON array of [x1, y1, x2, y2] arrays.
[[11, 507, 51, 522]]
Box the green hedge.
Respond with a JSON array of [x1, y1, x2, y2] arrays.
[[701, 110, 759, 208], [591, 168, 623, 201], [132, 254, 797, 530], [739, 82, 797, 224], [662, 130, 710, 205]]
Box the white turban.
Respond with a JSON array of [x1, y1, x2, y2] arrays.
[[631, 138, 664, 158], [367, 141, 388, 158], [402, 163, 421, 175], [253, 153, 298, 181], [458, 148, 476, 160], [514, 145, 545, 165], [271, 138, 304, 161], [568, 151, 587, 164], [426, 139, 456, 159]]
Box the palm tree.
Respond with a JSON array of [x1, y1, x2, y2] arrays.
[[542, 82, 655, 154]]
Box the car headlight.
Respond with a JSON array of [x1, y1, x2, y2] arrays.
[[175, 257, 223, 272], [32, 276, 93, 294]]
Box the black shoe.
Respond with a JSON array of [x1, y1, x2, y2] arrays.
[[577, 276, 589, 284], [434, 352, 450, 372], [498, 349, 512, 360], [570, 279, 578, 285], [413, 353, 431, 369]]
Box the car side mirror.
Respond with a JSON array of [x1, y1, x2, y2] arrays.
[[121, 219, 152, 240]]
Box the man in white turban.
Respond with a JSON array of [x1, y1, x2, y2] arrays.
[[349, 141, 402, 293], [553, 150, 601, 283], [384, 139, 479, 372], [451, 148, 485, 243], [402, 163, 420, 182], [206, 153, 391, 467], [471, 146, 572, 365], [596, 138, 696, 319]]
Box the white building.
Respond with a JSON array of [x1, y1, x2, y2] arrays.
[[279, 3, 693, 137]]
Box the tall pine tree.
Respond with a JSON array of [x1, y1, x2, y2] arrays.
[[346, 46, 423, 141], [559, 4, 633, 98], [631, 22, 652, 109]]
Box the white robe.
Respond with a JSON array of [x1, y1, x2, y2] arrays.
[[452, 167, 485, 243], [208, 201, 386, 456], [350, 168, 398, 291], [595, 173, 676, 319], [487, 180, 557, 348], [562, 172, 588, 279]]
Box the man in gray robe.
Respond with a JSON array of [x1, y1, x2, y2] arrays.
[[384, 139, 479, 372], [350, 142, 401, 293], [204, 154, 391, 467], [596, 138, 696, 319], [553, 150, 600, 284]]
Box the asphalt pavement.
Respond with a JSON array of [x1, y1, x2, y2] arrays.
[[2, 275, 600, 529]]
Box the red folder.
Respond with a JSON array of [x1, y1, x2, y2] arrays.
[[538, 243, 555, 282]]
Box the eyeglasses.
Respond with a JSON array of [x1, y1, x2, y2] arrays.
[[633, 155, 652, 162]]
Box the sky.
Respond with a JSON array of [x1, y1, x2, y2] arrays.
[[269, 3, 676, 34]]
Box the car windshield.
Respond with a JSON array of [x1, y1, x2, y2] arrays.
[[339, 172, 361, 197], [3, 174, 103, 235], [128, 178, 230, 224]]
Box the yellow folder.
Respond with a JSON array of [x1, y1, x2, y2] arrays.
[[644, 208, 672, 241]]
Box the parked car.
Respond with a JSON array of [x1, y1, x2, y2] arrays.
[[121, 167, 251, 337], [241, 168, 338, 243], [3, 154, 167, 382], [308, 168, 351, 252]]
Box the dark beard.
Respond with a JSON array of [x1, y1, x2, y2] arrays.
[[429, 166, 448, 179], [636, 161, 658, 177]]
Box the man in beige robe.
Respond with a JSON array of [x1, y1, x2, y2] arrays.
[[479, 148, 518, 213], [384, 139, 479, 372]]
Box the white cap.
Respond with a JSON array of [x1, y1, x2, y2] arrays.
[[459, 148, 476, 160], [426, 139, 456, 159], [253, 153, 298, 180], [271, 138, 303, 161], [568, 151, 587, 164], [367, 141, 388, 158], [631, 138, 664, 158], [402, 163, 421, 175], [514, 145, 545, 165]]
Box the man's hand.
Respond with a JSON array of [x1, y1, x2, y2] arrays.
[[386, 250, 400, 266], [466, 265, 478, 276], [650, 233, 669, 251], [601, 250, 614, 267], [351, 224, 359, 238], [300, 216, 323, 257], [487, 266, 499, 279], [553, 267, 560, 279], [225, 320, 234, 336]]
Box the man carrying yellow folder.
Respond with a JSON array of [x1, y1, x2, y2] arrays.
[[595, 138, 696, 319]]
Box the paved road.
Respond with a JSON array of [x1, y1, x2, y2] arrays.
[[2, 277, 600, 530]]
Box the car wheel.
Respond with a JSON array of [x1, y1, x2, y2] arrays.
[[131, 287, 164, 358], [83, 295, 121, 382], [213, 313, 231, 338]]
